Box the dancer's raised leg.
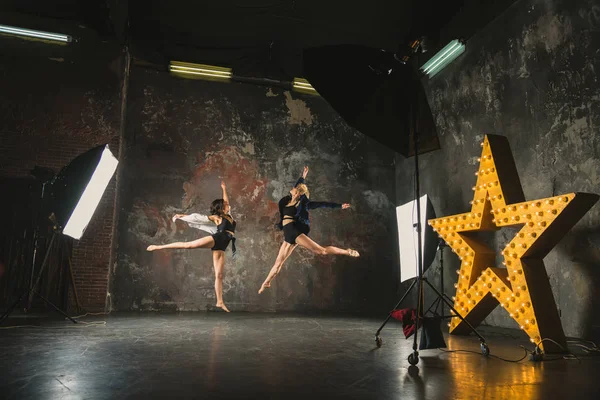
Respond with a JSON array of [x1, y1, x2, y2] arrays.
[[295, 234, 360, 257], [147, 236, 215, 251], [212, 250, 230, 312], [258, 242, 297, 294]]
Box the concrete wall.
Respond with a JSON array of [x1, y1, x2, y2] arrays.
[[398, 0, 600, 339], [110, 68, 399, 313]]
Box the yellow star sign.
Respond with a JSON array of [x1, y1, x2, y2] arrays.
[[428, 135, 598, 353]]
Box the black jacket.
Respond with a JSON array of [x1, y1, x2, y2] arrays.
[[275, 177, 342, 231]]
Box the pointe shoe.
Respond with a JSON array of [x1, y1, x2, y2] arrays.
[[147, 245, 157, 251], [347, 249, 360, 257]]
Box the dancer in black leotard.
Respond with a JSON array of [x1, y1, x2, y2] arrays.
[[258, 166, 359, 294], [147, 181, 235, 312]]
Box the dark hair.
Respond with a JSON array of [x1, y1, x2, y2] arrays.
[[210, 198, 233, 223], [210, 198, 225, 216]]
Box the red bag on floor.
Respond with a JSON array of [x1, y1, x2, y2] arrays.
[[391, 308, 420, 339]]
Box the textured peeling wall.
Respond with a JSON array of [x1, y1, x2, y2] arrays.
[[397, 0, 600, 339], [111, 68, 399, 313]]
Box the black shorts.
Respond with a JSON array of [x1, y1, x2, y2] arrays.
[[211, 231, 233, 251], [283, 223, 309, 244]]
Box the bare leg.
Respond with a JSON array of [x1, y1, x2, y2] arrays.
[[147, 236, 215, 251], [212, 250, 229, 312], [295, 234, 360, 257], [258, 242, 297, 294]]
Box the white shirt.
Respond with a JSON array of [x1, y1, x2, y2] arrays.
[[174, 213, 218, 234]]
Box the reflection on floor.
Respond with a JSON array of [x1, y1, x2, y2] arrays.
[[1, 312, 599, 399]]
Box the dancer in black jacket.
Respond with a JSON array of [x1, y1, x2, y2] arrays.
[[259, 166, 359, 294]]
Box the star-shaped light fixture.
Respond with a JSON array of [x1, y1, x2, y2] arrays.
[[428, 135, 598, 353]]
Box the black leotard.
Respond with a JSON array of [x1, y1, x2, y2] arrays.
[[281, 202, 308, 244], [282, 202, 297, 221], [216, 215, 236, 233], [211, 214, 237, 255]]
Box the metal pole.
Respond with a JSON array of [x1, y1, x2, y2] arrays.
[[27, 233, 56, 307], [439, 242, 445, 316], [411, 110, 423, 355]]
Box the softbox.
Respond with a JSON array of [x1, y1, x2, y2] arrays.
[[302, 44, 439, 157], [46, 144, 118, 240], [396, 195, 437, 282]]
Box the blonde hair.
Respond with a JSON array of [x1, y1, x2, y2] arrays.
[[296, 183, 310, 199]]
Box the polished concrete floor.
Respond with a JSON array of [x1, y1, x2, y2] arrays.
[[1, 312, 599, 399]]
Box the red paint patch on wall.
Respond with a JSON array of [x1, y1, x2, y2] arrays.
[[183, 146, 277, 222], [141, 203, 169, 231], [137, 201, 190, 237]]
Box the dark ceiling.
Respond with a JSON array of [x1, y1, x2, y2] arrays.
[[1, 0, 480, 78], [125, 0, 467, 77], [2, 0, 522, 79]]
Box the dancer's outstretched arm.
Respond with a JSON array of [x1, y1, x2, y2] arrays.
[[295, 197, 351, 226], [302, 165, 309, 180], [307, 201, 351, 210], [221, 180, 229, 205], [175, 213, 218, 233], [294, 165, 309, 186], [147, 211, 220, 251]]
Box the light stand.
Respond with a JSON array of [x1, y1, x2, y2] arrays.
[[374, 47, 489, 364], [0, 226, 77, 325], [1, 144, 117, 325], [424, 240, 452, 317], [0, 178, 78, 325]]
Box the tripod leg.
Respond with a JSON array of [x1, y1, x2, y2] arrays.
[[33, 291, 77, 324], [412, 277, 424, 352], [423, 279, 487, 344], [67, 254, 81, 314], [0, 289, 30, 325], [426, 296, 442, 316], [442, 292, 455, 304], [2, 231, 78, 325], [375, 278, 419, 337], [0, 232, 55, 324], [27, 233, 56, 307]]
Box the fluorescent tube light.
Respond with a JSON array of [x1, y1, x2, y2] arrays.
[[419, 39, 465, 78], [292, 78, 318, 95], [0, 24, 72, 43], [170, 61, 232, 82]]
